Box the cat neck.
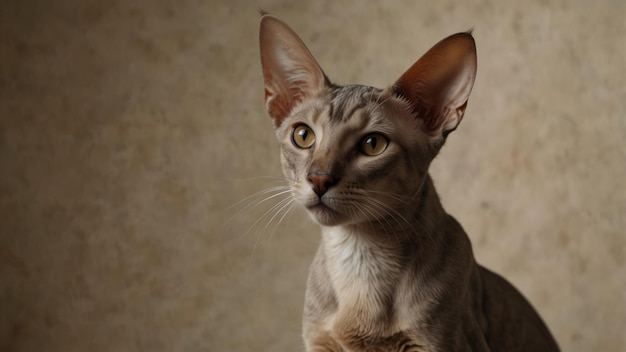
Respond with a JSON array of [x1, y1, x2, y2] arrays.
[[319, 174, 448, 334]]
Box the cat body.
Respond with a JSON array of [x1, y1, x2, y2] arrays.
[[259, 14, 559, 352]]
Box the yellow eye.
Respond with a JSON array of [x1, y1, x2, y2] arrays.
[[360, 134, 388, 156], [292, 125, 316, 149]]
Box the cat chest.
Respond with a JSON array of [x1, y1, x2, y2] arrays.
[[309, 327, 428, 352], [317, 230, 430, 351]]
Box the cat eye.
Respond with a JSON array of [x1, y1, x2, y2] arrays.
[[292, 124, 316, 149], [360, 134, 388, 156]]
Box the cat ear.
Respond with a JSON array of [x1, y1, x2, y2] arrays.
[[259, 15, 329, 126], [392, 33, 477, 138]]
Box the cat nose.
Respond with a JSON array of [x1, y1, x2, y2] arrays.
[[307, 172, 337, 197]]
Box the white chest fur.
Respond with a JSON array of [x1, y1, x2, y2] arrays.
[[321, 227, 403, 325]]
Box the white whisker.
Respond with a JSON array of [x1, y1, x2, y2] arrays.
[[242, 193, 293, 243], [266, 197, 296, 230], [224, 187, 292, 229], [227, 186, 290, 211], [269, 200, 298, 243], [225, 175, 288, 182], [223, 176, 299, 250]]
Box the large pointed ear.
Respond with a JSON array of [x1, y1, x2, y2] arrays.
[[259, 15, 329, 127], [392, 33, 477, 138]]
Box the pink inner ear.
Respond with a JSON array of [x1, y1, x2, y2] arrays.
[[265, 87, 294, 123], [260, 15, 328, 126], [393, 79, 444, 136], [392, 33, 477, 137]]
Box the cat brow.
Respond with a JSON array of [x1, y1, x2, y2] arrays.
[[328, 85, 382, 123]]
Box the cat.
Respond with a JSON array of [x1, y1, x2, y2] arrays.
[[258, 14, 560, 352]]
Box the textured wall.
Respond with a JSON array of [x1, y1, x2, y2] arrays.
[[1, 0, 624, 351]]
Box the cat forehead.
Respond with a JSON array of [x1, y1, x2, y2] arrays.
[[287, 84, 391, 128], [284, 84, 413, 137], [325, 85, 384, 123]]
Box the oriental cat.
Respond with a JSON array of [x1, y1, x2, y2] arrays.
[[258, 14, 559, 352]]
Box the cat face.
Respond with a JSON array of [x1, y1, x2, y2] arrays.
[[274, 85, 432, 226], [259, 14, 476, 227]]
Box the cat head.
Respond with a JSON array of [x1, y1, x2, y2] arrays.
[[259, 14, 476, 227]]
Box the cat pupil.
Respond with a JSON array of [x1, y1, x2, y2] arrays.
[[299, 129, 308, 141], [367, 136, 376, 149]]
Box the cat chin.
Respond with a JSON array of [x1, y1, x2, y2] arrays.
[[305, 204, 348, 226]]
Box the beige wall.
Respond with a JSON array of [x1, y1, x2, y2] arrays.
[[1, 0, 624, 351]]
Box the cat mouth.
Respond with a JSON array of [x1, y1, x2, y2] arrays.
[[307, 200, 335, 212], [306, 199, 341, 216], [304, 199, 348, 226], [306, 204, 341, 226]]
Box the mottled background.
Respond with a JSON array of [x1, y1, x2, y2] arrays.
[[1, 0, 624, 351]]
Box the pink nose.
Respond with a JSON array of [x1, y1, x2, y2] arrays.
[[307, 172, 337, 197]]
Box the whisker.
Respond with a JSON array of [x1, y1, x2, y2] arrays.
[[360, 189, 433, 240], [225, 175, 288, 182], [278, 201, 298, 228], [371, 94, 392, 115], [348, 199, 380, 234], [265, 197, 296, 230], [364, 198, 411, 245], [242, 194, 293, 243], [368, 195, 428, 245], [224, 187, 292, 229], [361, 189, 415, 203], [357, 200, 398, 247], [227, 186, 290, 210], [269, 200, 298, 243]]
